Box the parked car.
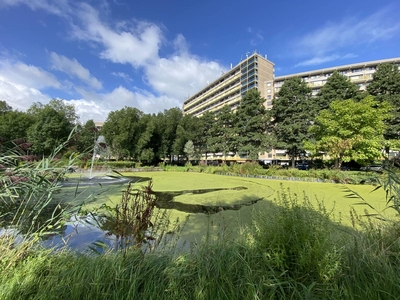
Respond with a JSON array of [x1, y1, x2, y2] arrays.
[[360, 165, 383, 172], [296, 163, 309, 170]]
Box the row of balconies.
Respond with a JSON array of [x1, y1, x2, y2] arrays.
[[184, 70, 240, 106], [189, 87, 241, 115], [184, 76, 240, 111]]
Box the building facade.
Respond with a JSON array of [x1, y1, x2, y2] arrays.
[[183, 54, 400, 116], [183, 52, 274, 117], [182, 54, 400, 162]]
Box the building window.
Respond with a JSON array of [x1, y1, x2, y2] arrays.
[[267, 101, 272, 106], [267, 95, 271, 100]]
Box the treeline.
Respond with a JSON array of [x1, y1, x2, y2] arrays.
[[1, 63, 400, 167]]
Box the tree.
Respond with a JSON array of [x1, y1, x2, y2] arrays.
[[172, 114, 200, 162], [234, 89, 269, 161], [308, 96, 391, 168], [367, 63, 400, 96], [136, 114, 158, 164], [0, 110, 34, 142], [183, 140, 195, 162], [0, 100, 12, 114], [269, 77, 313, 167], [101, 107, 143, 160], [315, 71, 359, 111], [196, 111, 215, 164], [27, 106, 74, 155], [74, 119, 97, 161], [367, 63, 400, 159], [157, 108, 183, 162], [212, 105, 237, 162]]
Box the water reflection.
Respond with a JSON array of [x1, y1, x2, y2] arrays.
[[3, 185, 263, 253], [60, 175, 150, 187]]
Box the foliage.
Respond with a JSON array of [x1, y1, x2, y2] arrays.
[[100, 180, 172, 256], [269, 77, 313, 166], [367, 63, 400, 155], [2, 185, 400, 299], [235, 89, 270, 160], [308, 96, 391, 167], [0, 100, 12, 114], [157, 108, 183, 161], [0, 110, 35, 142], [211, 105, 236, 161], [101, 107, 143, 159], [367, 63, 400, 96], [196, 111, 215, 162], [26, 100, 77, 156], [172, 114, 200, 160], [315, 71, 360, 110], [0, 130, 85, 239], [183, 140, 195, 160]]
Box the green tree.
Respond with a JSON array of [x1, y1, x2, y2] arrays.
[[27, 106, 74, 155], [316, 71, 359, 110], [0, 100, 12, 114], [172, 114, 200, 162], [158, 108, 183, 162], [136, 114, 158, 164], [367, 63, 400, 96], [101, 107, 143, 160], [308, 96, 391, 168], [196, 111, 215, 164], [183, 140, 195, 161], [0, 110, 34, 142], [211, 105, 236, 161], [367, 63, 400, 158], [27, 99, 78, 124], [269, 77, 313, 167], [234, 89, 269, 161], [74, 119, 97, 161]]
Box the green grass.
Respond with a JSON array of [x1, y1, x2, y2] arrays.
[[1, 184, 399, 300]]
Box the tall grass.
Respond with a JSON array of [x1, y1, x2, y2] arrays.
[[0, 135, 80, 239], [2, 183, 400, 299]]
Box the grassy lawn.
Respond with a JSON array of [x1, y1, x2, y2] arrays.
[[58, 171, 392, 247]]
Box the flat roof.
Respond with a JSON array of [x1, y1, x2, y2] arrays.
[[184, 53, 274, 105], [275, 57, 400, 81]]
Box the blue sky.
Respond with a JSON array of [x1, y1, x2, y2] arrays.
[[1, 0, 399, 122]]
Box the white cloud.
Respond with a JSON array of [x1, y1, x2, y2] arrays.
[[246, 27, 264, 46], [294, 7, 400, 66], [295, 53, 357, 67], [71, 3, 162, 67], [145, 35, 225, 100], [0, 0, 71, 16], [49, 52, 102, 89], [0, 79, 50, 111], [71, 86, 181, 122], [0, 1, 226, 118], [0, 59, 60, 111], [111, 72, 133, 82], [0, 60, 60, 90]]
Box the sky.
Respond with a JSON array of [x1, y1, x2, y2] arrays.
[[0, 0, 399, 122]]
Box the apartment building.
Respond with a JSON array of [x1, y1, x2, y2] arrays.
[[183, 55, 400, 116], [182, 52, 274, 116], [182, 54, 400, 162], [274, 57, 400, 97]]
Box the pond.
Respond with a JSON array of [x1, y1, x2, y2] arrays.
[[1, 175, 266, 254]]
